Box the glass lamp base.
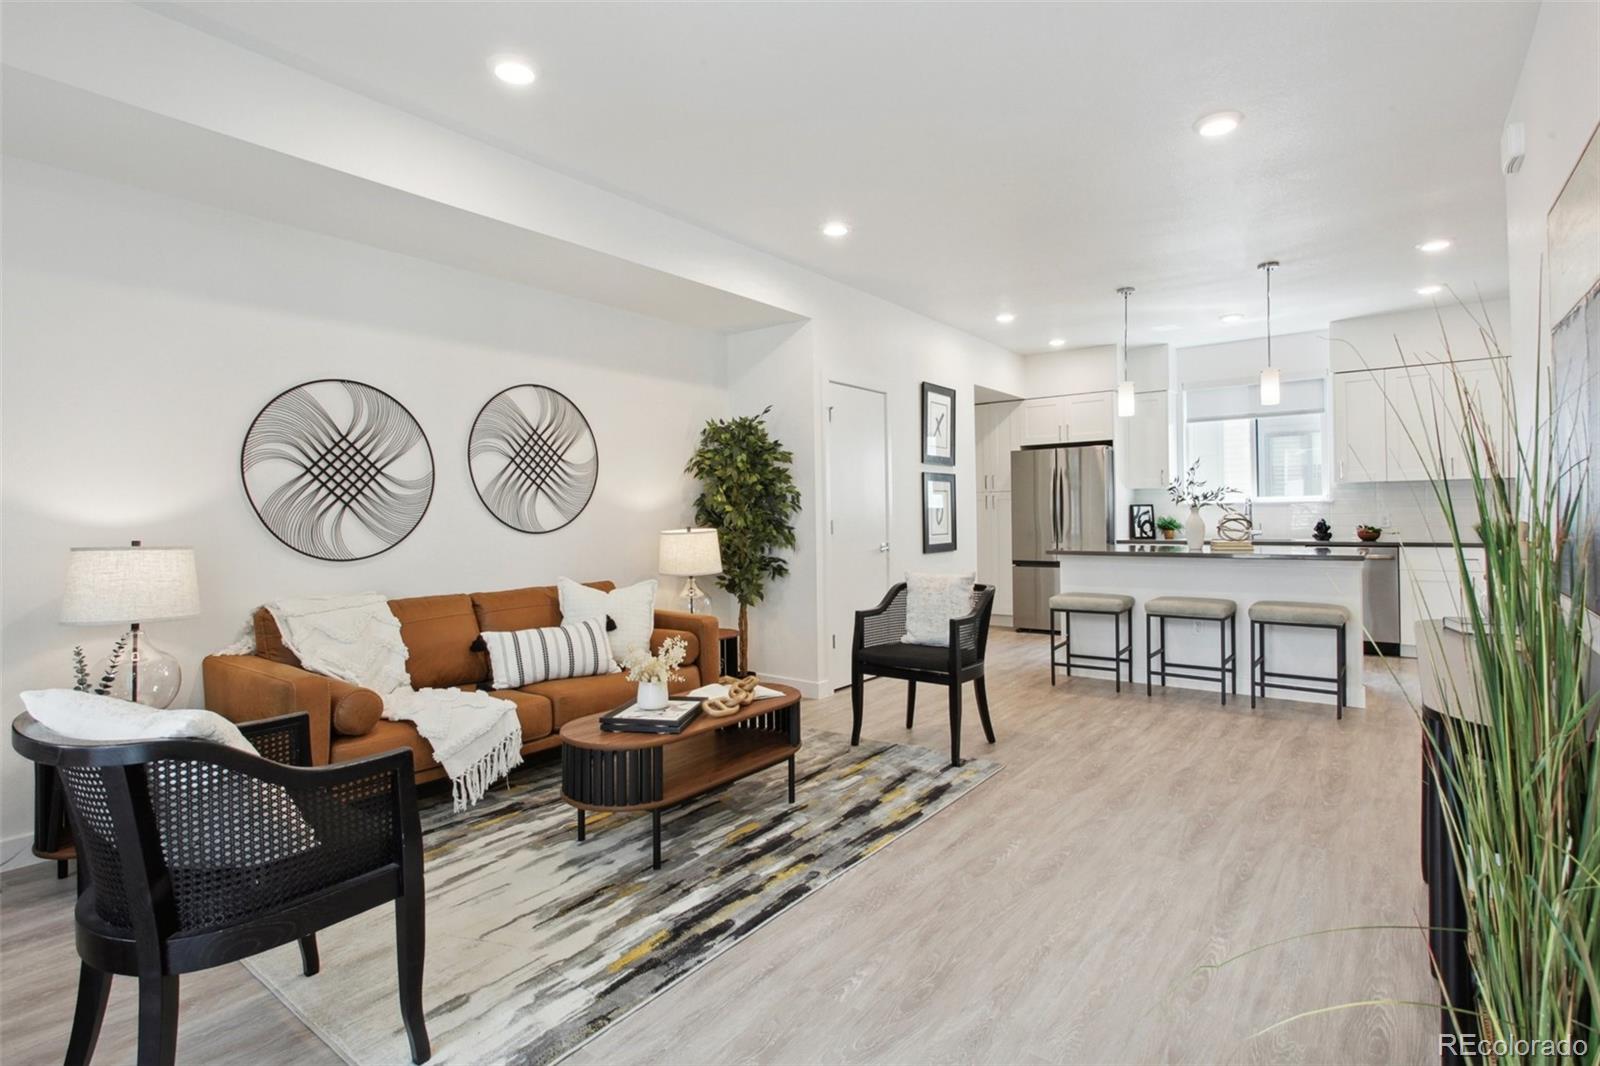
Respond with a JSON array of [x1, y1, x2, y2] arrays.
[[94, 635, 183, 709]]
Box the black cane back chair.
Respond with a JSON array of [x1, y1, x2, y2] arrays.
[[851, 583, 996, 766], [10, 711, 430, 1066]]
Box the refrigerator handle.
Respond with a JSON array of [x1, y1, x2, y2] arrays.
[[1049, 450, 1062, 549]]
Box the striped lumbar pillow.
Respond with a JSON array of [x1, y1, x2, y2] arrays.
[[483, 617, 619, 689]]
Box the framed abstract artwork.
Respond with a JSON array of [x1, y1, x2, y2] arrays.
[[922, 472, 957, 553], [921, 382, 956, 466], [468, 385, 600, 533], [240, 379, 435, 561], [1128, 503, 1156, 541]]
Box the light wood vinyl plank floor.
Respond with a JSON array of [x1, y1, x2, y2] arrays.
[[0, 631, 1436, 1064]]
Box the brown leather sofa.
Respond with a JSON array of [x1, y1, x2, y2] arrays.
[[202, 581, 719, 784]]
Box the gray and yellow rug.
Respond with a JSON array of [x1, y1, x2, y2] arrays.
[[243, 729, 999, 1065]]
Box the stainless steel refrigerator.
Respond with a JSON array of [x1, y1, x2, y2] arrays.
[[1010, 442, 1114, 632]]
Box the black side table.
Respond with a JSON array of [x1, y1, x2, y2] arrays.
[[717, 627, 740, 677]]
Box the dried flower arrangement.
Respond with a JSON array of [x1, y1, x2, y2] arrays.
[[622, 635, 688, 687]]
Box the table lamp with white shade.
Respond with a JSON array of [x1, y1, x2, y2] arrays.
[[658, 527, 722, 614], [61, 541, 200, 708]]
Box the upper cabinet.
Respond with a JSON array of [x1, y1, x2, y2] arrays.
[[1065, 393, 1115, 442], [1334, 359, 1507, 483], [1018, 395, 1069, 446], [1121, 391, 1170, 489], [975, 401, 1020, 492]]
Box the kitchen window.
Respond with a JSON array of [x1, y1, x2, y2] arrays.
[[1181, 377, 1330, 501]]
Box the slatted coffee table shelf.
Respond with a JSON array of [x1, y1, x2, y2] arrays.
[[558, 684, 802, 869]]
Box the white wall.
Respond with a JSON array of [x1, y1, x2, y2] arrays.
[[1501, 0, 1600, 424], [0, 160, 738, 860], [1329, 299, 1511, 372], [1174, 330, 1329, 386], [0, 6, 1028, 861], [1023, 344, 1116, 397]]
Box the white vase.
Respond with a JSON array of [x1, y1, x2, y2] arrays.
[[1185, 505, 1207, 550], [636, 680, 669, 710]]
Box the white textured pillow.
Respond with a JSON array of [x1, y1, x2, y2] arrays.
[[483, 617, 619, 689], [557, 578, 658, 665], [20, 689, 254, 752], [900, 572, 977, 647]]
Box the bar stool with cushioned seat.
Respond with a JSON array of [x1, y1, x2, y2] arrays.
[[1248, 600, 1350, 718], [1144, 596, 1238, 705], [1048, 592, 1135, 692]]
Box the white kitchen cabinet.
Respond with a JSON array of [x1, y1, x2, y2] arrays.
[[1019, 396, 1069, 445], [1333, 370, 1388, 482], [1121, 391, 1169, 489], [1449, 360, 1507, 477], [1065, 392, 1115, 442], [1400, 546, 1488, 654], [975, 401, 1019, 492], [1384, 365, 1451, 482], [976, 492, 1014, 619]]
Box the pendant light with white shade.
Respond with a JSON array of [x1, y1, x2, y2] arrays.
[[1257, 259, 1281, 406], [1116, 286, 1136, 417]]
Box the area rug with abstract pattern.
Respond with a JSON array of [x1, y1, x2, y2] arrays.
[[242, 729, 1000, 1065]]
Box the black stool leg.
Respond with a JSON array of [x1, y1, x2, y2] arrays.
[[1218, 618, 1227, 706], [906, 680, 916, 729], [1336, 623, 1346, 720], [1231, 615, 1238, 696], [1249, 621, 1257, 709], [1049, 609, 1058, 686], [1145, 613, 1153, 697], [1160, 617, 1168, 688], [65, 963, 111, 1066], [1112, 611, 1121, 693], [1064, 611, 1073, 677]]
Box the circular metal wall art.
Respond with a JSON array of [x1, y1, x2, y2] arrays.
[[241, 379, 435, 561], [468, 385, 599, 533]]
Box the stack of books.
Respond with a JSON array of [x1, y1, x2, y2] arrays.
[[1208, 539, 1256, 553]]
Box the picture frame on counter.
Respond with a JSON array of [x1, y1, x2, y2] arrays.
[[1128, 504, 1157, 541], [921, 382, 956, 466], [922, 472, 957, 553]]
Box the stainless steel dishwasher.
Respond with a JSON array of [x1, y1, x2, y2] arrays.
[[1360, 547, 1401, 655]]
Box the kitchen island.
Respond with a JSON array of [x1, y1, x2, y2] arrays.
[[1048, 543, 1366, 708]]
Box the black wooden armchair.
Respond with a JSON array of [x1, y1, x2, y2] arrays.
[[10, 711, 430, 1066], [851, 583, 997, 766]]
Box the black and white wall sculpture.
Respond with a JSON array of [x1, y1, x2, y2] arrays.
[[241, 379, 435, 561], [468, 385, 599, 533]]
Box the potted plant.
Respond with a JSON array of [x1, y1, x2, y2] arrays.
[[1166, 460, 1237, 549], [622, 635, 688, 710], [685, 407, 802, 674], [1355, 524, 1382, 542], [1155, 515, 1183, 540]]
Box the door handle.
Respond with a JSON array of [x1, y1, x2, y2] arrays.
[[878, 542, 890, 553]]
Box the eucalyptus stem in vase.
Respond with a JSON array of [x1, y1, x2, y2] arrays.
[[1166, 460, 1238, 549]]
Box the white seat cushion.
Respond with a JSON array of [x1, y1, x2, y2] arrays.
[[1049, 592, 1134, 613], [1145, 595, 1237, 619], [20, 689, 254, 751], [1249, 600, 1351, 625]]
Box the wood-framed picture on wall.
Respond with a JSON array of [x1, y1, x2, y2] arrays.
[[922, 472, 957, 553], [921, 382, 956, 466], [1128, 503, 1156, 541]]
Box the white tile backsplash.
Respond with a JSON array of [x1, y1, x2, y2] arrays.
[[1132, 481, 1483, 543]]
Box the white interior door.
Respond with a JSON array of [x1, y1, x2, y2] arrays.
[[825, 381, 891, 689]]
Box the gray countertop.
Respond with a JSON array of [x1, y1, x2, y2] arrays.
[[1115, 537, 1482, 549], [1052, 543, 1368, 562]]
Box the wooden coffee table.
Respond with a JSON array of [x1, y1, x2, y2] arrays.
[[559, 684, 802, 869]]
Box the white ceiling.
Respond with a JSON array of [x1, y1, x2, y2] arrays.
[[147, 1, 1536, 353]]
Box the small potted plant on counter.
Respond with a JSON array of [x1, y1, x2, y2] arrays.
[[1156, 515, 1183, 540], [1355, 524, 1382, 542]]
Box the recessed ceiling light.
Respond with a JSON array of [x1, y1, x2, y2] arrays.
[[821, 220, 850, 238], [1416, 285, 1443, 296], [995, 312, 1016, 324], [1049, 338, 1066, 348], [1152, 324, 1179, 332], [1195, 110, 1242, 138], [491, 58, 537, 86], [1416, 238, 1452, 254], [1219, 312, 1245, 324]]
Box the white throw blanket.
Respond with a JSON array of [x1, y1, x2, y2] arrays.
[[245, 594, 521, 811]]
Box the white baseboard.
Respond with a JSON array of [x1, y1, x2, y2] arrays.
[[753, 672, 829, 699], [0, 832, 41, 873]]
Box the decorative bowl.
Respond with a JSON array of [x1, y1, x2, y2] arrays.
[[1356, 526, 1382, 542]]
